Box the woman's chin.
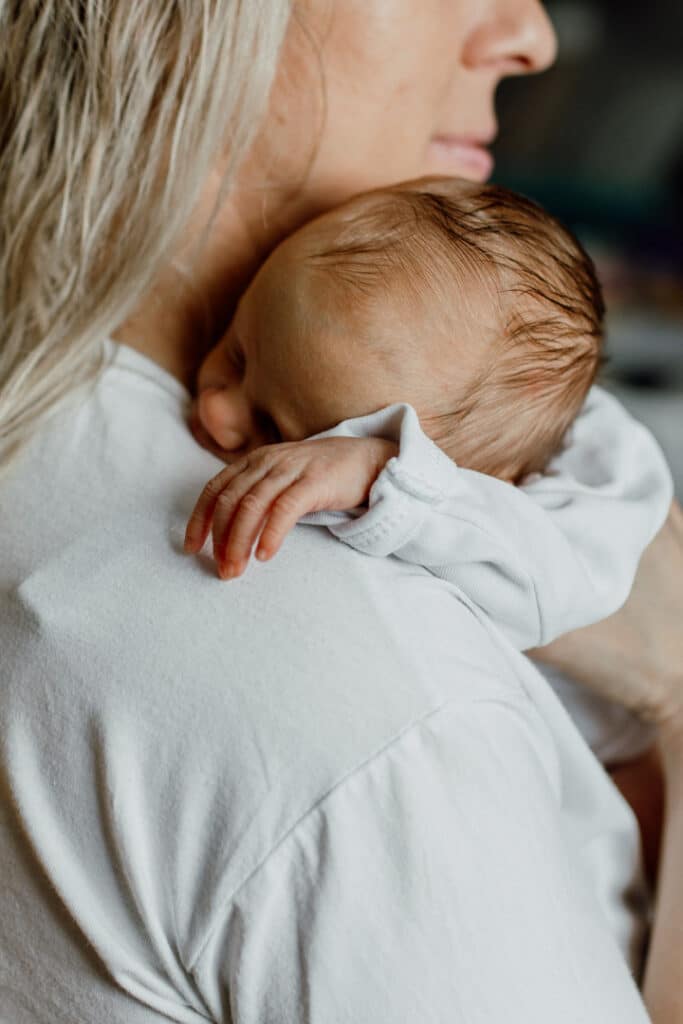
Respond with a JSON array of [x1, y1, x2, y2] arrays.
[[424, 139, 494, 182]]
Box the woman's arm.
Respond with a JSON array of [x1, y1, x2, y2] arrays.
[[531, 502, 683, 1019], [608, 746, 665, 889], [529, 499, 683, 726], [642, 722, 683, 1022]]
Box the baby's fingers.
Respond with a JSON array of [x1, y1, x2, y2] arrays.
[[215, 470, 299, 576], [256, 478, 325, 561], [184, 457, 254, 554]]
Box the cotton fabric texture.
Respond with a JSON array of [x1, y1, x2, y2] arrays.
[[302, 392, 673, 762], [0, 338, 671, 1022]]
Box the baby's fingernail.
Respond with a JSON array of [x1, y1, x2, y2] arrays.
[[256, 547, 269, 561], [219, 561, 238, 579]]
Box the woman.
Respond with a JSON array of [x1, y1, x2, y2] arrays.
[[1, 2, 682, 1021]]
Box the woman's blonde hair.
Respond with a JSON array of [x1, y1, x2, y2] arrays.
[[0, 1, 292, 478]]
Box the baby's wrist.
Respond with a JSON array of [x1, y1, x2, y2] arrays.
[[367, 437, 399, 476]]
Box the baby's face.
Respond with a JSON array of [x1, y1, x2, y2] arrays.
[[191, 203, 482, 459], [191, 235, 322, 457], [191, 225, 429, 457]]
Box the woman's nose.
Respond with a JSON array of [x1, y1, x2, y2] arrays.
[[197, 386, 255, 452], [465, 0, 558, 77]]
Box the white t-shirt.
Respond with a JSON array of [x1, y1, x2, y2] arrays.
[[0, 339, 663, 1023], [301, 392, 672, 764]]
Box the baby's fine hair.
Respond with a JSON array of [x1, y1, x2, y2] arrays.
[[305, 177, 605, 482]]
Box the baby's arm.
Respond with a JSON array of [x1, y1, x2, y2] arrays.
[[184, 436, 398, 577], [303, 389, 673, 650], [186, 387, 672, 651]]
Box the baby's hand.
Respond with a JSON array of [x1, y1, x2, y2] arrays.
[[183, 437, 398, 579]]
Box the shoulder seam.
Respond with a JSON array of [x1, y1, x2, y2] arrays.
[[188, 689, 545, 971]]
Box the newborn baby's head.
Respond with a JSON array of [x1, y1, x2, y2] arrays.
[[194, 176, 604, 482]]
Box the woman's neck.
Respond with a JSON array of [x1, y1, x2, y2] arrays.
[[113, 171, 281, 394], [114, 256, 252, 395], [114, 282, 212, 394], [114, 160, 328, 394]]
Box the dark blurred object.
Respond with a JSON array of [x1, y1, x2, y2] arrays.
[[671, 146, 683, 227], [494, 0, 683, 245], [493, 0, 683, 496], [492, 0, 683, 320]]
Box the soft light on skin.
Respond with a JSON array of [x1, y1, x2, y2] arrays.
[[246, 0, 558, 221]]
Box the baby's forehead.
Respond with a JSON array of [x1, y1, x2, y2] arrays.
[[266, 179, 581, 334], [289, 187, 484, 298], [286, 191, 486, 311]]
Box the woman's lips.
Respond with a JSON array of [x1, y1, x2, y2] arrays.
[[427, 136, 495, 181]]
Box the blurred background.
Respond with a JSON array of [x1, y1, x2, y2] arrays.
[[494, 0, 682, 496]]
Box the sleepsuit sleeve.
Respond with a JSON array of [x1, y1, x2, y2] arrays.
[[301, 386, 673, 650]]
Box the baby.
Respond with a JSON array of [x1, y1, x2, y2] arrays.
[[185, 176, 610, 579], [184, 175, 661, 878]]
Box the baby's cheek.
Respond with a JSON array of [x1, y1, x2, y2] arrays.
[[189, 404, 214, 448], [197, 390, 223, 439], [187, 400, 232, 461]]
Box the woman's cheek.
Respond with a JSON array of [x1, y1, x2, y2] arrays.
[[301, 2, 453, 191]]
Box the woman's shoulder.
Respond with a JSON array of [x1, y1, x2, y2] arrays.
[[1, 486, 545, 962], [3, 493, 643, 990], [0, 371, 568, 877], [0, 365, 604, 979]]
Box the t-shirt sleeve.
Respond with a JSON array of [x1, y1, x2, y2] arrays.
[[190, 698, 651, 1023]]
